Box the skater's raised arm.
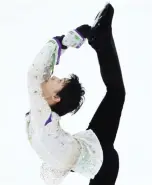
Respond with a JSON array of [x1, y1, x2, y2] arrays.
[[26, 30, 88, 184], [27, 39, 61, 132], [27, 27, 87, 92], [27, 39, 60, 87], [26, 25, 90, 123]]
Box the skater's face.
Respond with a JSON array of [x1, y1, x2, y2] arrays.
[[42, 76, 69, 104]]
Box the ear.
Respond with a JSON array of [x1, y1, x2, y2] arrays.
[[52, 94, 61, 103]]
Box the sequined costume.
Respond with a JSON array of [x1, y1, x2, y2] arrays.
[[25, 30, 103, 185]]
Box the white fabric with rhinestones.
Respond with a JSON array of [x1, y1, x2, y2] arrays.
[[26, 36, 103, 185], [62, 30, 85, 48], [72, 130, 103, 179]]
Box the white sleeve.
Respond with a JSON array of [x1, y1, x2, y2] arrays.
[[27, 38, 81, 166], [62, 30, 85, 48], [39, 116, 81, 168], [27, 39, 61, 88], [40, 162, 70, 185], [27, 39, 61, 128], [38, 124, 81, 184], [27, 29, 86, 127]]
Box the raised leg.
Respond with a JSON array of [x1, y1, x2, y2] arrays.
[[87, 4, 126, 185]]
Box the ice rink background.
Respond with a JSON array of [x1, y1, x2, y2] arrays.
[[0, 0, 152, 185]]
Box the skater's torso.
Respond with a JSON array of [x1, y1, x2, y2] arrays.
[[26, 38, 103, 183], [25, 111, 103, 179]]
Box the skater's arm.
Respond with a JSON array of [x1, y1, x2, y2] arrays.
[[40, 162, 70, 185], [27, 39, 62, 127], [27, 30, 86, 127], [27, 39, 61, 86], [39, 121, 81, 168], [27, 29, 86, 91]]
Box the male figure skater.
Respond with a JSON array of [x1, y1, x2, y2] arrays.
[[26, 3, 125, 185]]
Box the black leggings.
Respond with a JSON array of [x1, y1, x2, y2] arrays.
[[87, 28, 126, 185]]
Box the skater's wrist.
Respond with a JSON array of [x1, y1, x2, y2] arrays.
[[53, 35, 68, 49], [62, 30, 85, 48]]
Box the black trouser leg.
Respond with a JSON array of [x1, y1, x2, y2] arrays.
[[89, 147, 119, 185], [87, 41, 125, 184], [87, 5, 125, 185], [87, 28, 125, 147]]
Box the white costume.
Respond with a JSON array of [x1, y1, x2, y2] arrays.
[[26, 30, 103, 185]]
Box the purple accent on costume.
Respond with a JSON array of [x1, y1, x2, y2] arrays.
[[53, 38, 62, 65], [74, 30, 85, 48], [45, 114, 52, 126], [76, 42, 83, 48], [74, 29, 85, 41]]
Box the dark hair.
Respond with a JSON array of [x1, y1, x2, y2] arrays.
[[51, 74, 85, 116]]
